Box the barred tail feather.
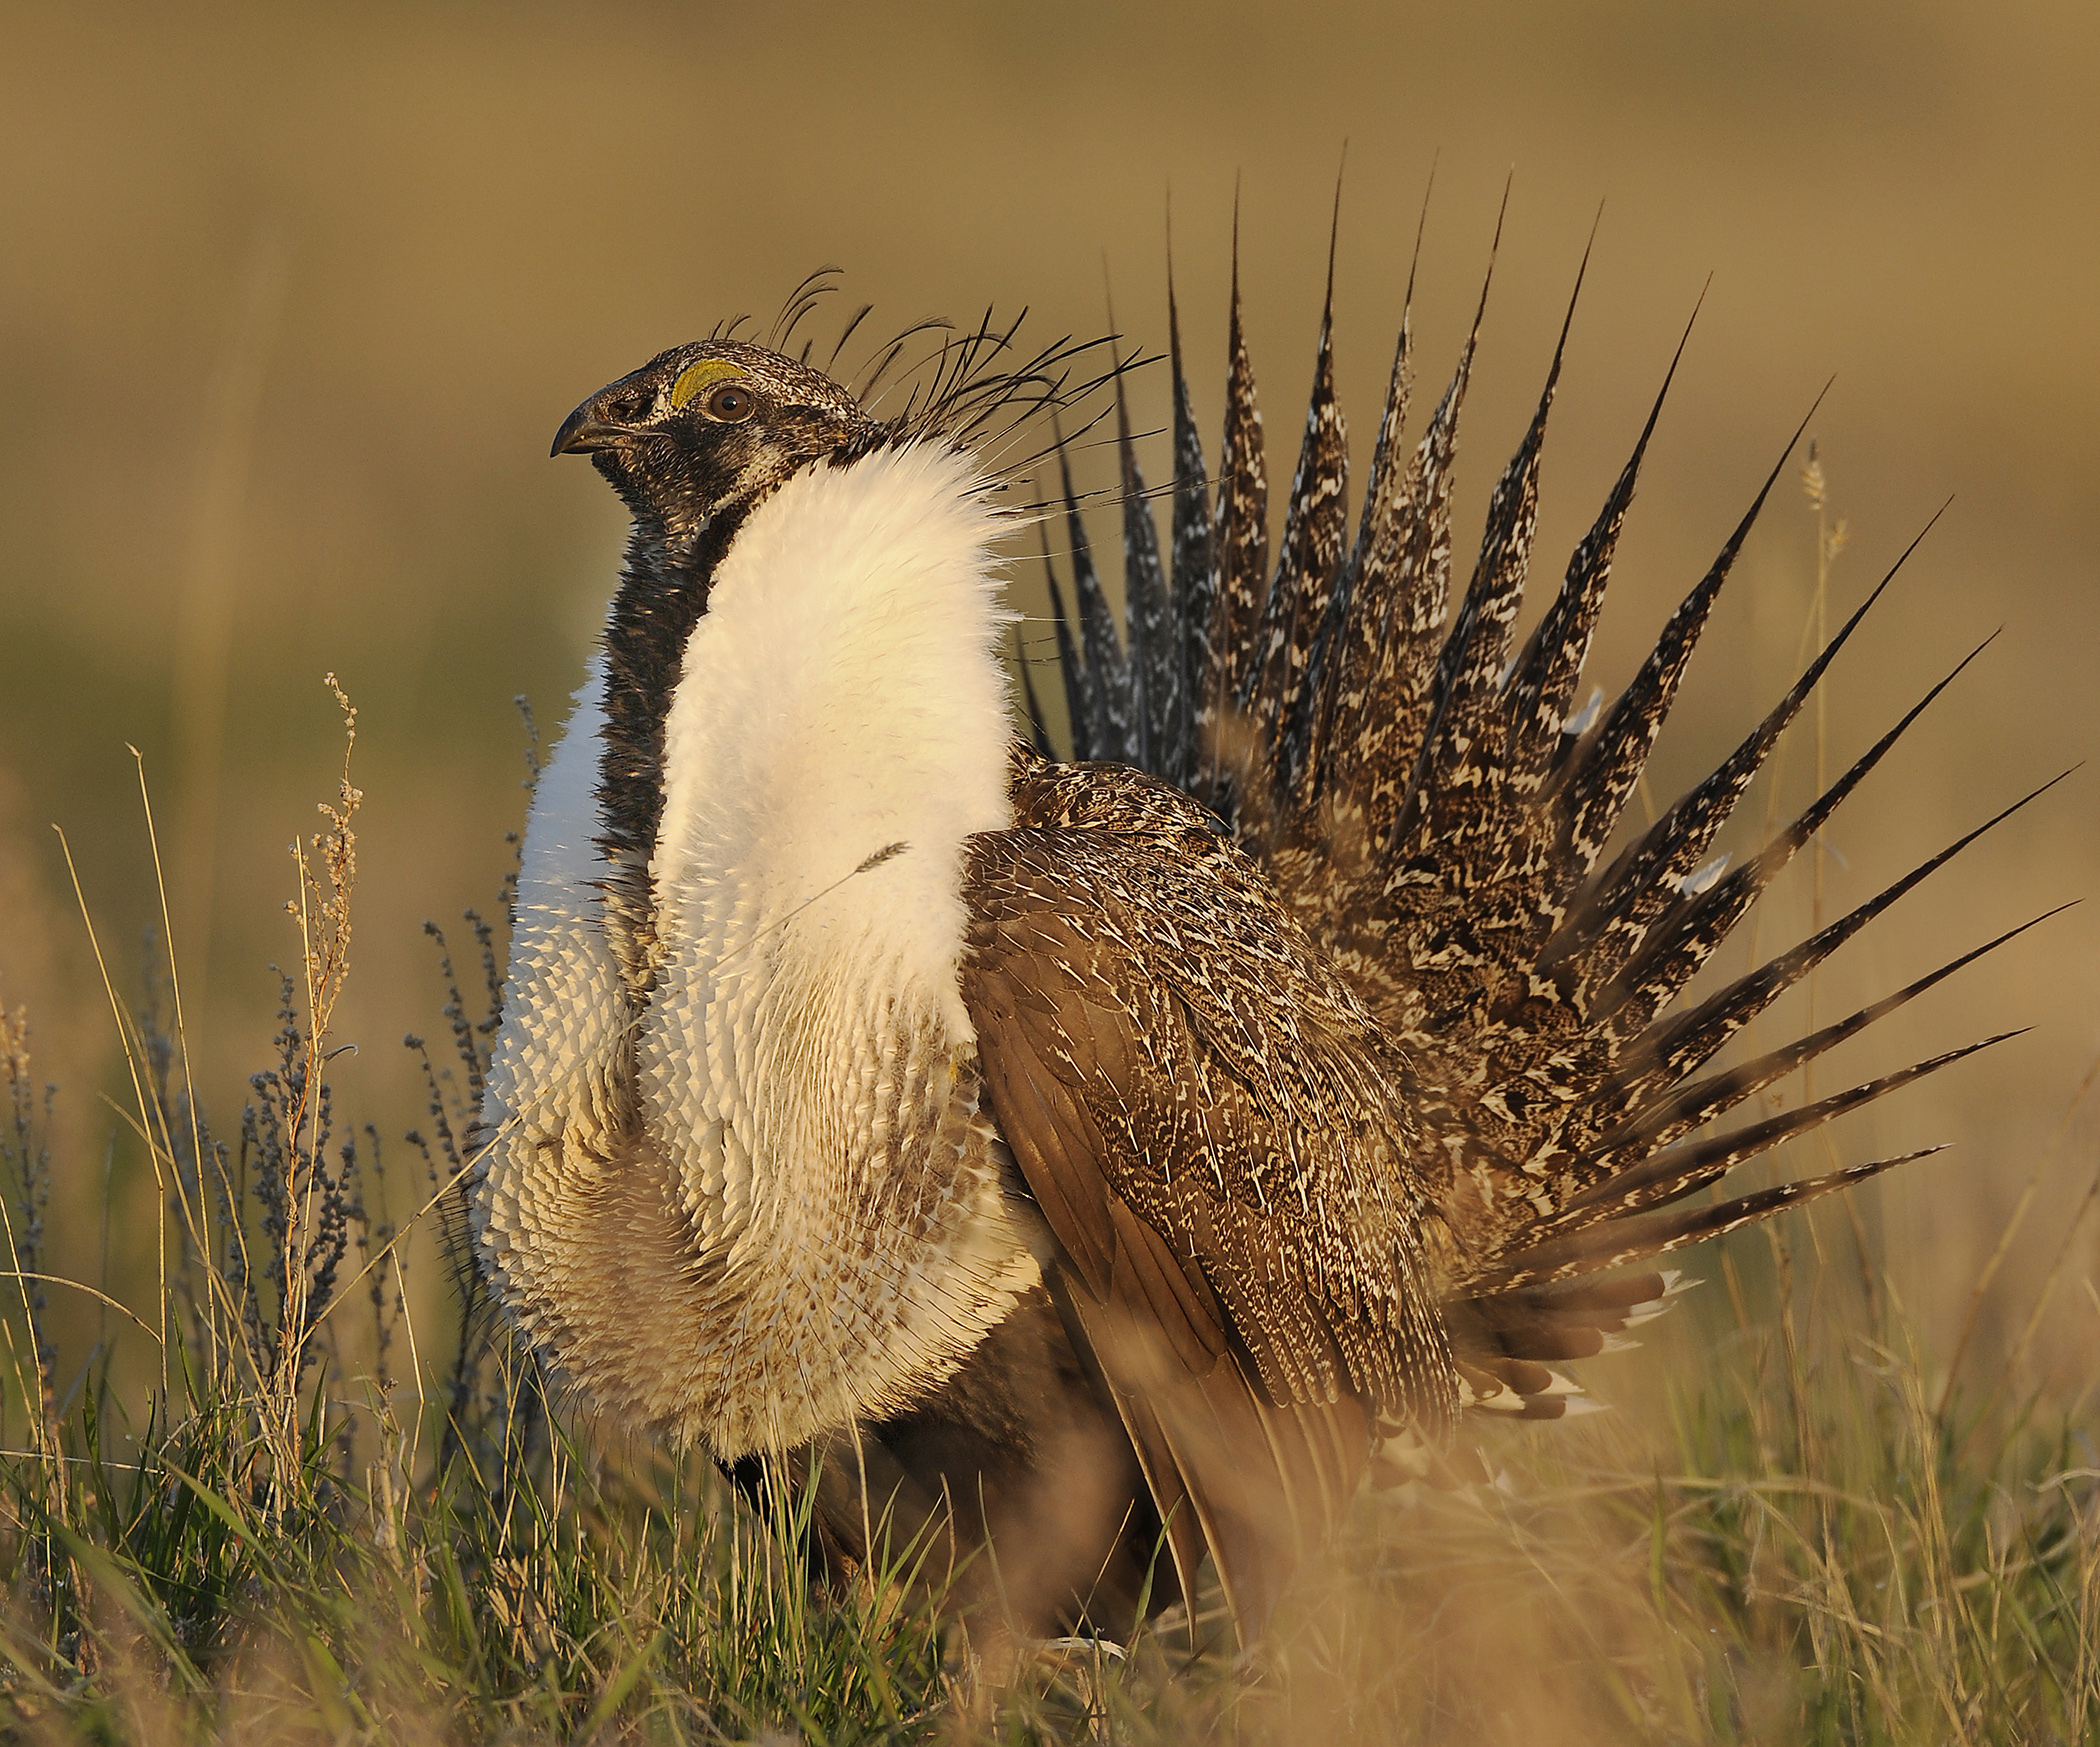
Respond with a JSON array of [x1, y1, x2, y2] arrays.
[[1034, 505, 1093, 761], [1503, 293, 1700, 793], [1015, 628, 1056, 758], [1255, 198, 1352, 814], [1552, 394, 1824, 887], [1114, 353, 1176, 777], [1596, 799, 2071, 1135], [1580, 634, 2004, 1043], [1166, 262, 1215, 796], [1526, 1032, 2020, 1253], [1545, 516, 1920, 982], [1391, 238, 1589, 865], [1056, 438, 1136, 764], [1201, 223, 1269, 811], [1299, 304, 1411, 825], [1591, 907, 2070, 1174], [1301, 179, 1431, 820], [1471, 1148, 1948, 1296]]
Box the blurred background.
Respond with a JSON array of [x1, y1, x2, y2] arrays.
[[0, 0, 2094, 1408]]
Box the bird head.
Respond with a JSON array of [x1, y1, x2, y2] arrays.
[[551, 340, 876, 560]]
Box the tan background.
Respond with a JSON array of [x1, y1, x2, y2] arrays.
[[0, 1, 2094, 1396]]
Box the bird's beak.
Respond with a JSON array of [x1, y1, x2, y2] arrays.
[[551, 400, 642, 458]]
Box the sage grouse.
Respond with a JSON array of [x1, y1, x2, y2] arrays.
[[473, 237, 2051, 1641]]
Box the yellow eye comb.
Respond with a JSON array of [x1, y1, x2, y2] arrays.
[[669, 357, 750, 410]]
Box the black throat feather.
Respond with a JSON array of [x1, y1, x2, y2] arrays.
[[593, 502, 756, 1002]]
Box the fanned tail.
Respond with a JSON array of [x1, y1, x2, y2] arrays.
[[1036, 203, 2055, 1426]]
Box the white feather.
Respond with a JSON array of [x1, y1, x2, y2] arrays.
[[1679, 854, 1730, 897], [477, 443, 1040, 1457], [474, 656, 629, 1353], [1563, 685, 1605, 737]]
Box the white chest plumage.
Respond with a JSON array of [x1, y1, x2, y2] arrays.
[[474, 441, 1040, 1456]]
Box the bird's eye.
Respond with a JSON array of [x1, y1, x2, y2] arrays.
[[706, 384, 756, 423]]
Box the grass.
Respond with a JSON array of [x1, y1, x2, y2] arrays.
[[0, 640, 2094, 1739]]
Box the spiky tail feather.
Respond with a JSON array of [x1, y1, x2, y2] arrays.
[[1043, 211, 2059, 1422]]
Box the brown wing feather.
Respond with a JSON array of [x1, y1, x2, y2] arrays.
[[961, 748, 1452, 1635]]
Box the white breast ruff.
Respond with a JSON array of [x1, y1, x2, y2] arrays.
[[473, 656, 633, 1371], [475, 444, 1040, 1456]]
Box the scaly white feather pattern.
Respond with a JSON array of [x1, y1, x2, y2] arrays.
[[476, 441, 1041, 1456], [473, 656, 638, 1389]]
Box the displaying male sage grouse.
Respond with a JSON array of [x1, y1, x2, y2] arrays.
[[472, 234, 2055, 1643]]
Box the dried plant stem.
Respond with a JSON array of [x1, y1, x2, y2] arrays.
[[0, 1181, 51, 1477], [54, 825, 172, 1396], [306, 1134, 489, 1340], [0, 1012, 51, 1450], [264, 675, 363, 1493], [392, 1247, 427, 1481], [130, 746, 226, 1384]]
